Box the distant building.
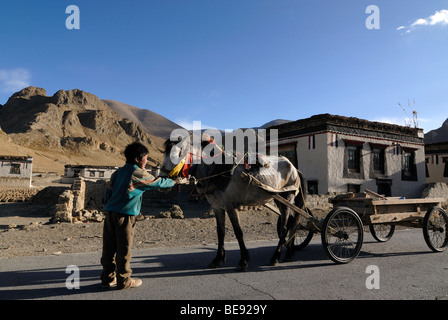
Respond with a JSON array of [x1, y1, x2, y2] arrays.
[[61, 165, 118, 183], [61, 164, 161, 184], [0, 156, 33, 188], [425, 142, 448, 184], [268, 114, 426, 198]]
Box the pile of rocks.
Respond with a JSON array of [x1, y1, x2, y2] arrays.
[[72, 209, 105, 223], [157, 205, 184, 219]]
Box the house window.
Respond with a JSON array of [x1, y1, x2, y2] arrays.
[[344, 140, 364, 179], [347, 184, 361, 194], [10, 164, 21, 174], [402, 148, 417, 181], [89, 171, 96, 177], [99, 171, 105, 178], [308, 135, 316, 149], [372, 148, 385, 174], [443, 158, 448, 178], [403, 152, 413, 176], [278, 143, 298, 168], [377, 179, 392, 197], [347, 146, 361, 173]]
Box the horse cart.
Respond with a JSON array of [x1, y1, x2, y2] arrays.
[[249, 173, 448, 264]]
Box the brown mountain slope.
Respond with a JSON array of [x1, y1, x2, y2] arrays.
[[425, 118, 448, 144], [102, 99, 183, 139], [0, 87, 164, 174]]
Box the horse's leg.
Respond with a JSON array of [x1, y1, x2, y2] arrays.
[[270, 200, 286, 266], [283, 194, 297, 262], [227, 206, 249, 271], [270, 193, 295, 265], [208, 207, 226, 268]]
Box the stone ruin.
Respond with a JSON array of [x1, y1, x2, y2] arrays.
[[52, 177, 108, 223], [51, 177, 185, 223]]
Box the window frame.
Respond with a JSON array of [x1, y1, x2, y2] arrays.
[[401, 147, 418, 181]]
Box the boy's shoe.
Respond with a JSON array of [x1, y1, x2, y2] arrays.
[[117, 278, 142, 290], [101, 278, 117, 289]]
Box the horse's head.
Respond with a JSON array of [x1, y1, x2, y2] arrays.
[[160, 131, 224, 178], [161, 135, 190, 177]]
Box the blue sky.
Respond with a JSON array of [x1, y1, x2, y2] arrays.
[[0, 1, 447, 133]]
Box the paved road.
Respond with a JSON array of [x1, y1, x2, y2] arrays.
[[1, 229, 448, 303]]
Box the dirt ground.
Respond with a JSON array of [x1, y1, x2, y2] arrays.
[[0, 199, 289, 259]]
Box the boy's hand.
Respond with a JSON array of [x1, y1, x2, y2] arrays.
[[174, 177, 189, 185]]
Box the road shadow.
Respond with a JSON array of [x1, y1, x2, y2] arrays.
[[0, 241, 436, 300], [132, 243, 340, 280], [0, 243, 329, 300], [0, 264, 103, 300]]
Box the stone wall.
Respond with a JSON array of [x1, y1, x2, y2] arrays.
[[53, 190, 74, 223], [306, 193, 334, 211], [0, 187, 40, 202], [51, 178, 107, 223], [421, 183, 448, 207]]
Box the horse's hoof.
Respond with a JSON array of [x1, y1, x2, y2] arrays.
[[269, 259, 279, 266], [207, 261, 220, 269], [208, 257, 226, 269], [235, 264, 248, 272]]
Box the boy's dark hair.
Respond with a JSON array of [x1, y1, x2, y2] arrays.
[[124, 142, 149, 164]]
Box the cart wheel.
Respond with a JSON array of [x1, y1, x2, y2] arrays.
[[423, 206, 448, 252], [369, 224, 395, 242], [277, 209, 314, 251], [321, 207, 364, 264]]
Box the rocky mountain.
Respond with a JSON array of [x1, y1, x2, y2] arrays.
[[102, 99, 183, 139], [0, 87, 165, 173], [259, 119, 292, 129], [425, 118, 448, 144]]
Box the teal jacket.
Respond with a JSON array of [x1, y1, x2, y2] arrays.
[[104, 163, 175, 216]]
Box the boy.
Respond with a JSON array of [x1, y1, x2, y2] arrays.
[[100, 142, 178, 289]]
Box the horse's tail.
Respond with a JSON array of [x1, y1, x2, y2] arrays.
[[294, 170, 307, 209]]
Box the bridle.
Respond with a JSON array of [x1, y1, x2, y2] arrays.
[[163, 139, 248, 182]]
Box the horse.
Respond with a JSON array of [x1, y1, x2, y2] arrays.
[[161, 132, 308, 271]]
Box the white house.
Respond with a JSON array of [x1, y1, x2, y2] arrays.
[[61, 165, 118, 183], [268, 114, 426, 198], [0, 156, 33, 188]]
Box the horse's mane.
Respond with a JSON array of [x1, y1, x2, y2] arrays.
[[163, 138, 176, 156]]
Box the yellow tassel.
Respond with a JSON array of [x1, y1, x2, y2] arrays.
[[169, 156, 186, 177]]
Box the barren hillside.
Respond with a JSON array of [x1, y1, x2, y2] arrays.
[[0, 87, 165, 173], [102, 99, 183, 139]]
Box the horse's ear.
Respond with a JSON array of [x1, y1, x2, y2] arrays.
[[202, 133, 213, 143], [200, 133, 214, 149]]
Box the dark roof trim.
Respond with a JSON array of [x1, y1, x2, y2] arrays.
[[65, 165, 118, 169], [268, 114, 424, 144]]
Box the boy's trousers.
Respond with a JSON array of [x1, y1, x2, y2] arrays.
[[100, 211, 136, 287]]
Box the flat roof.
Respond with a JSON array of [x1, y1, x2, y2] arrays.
[[268, 114, 424, 144], [0, 155, 33, 161], [64, 165, 118, 169]]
